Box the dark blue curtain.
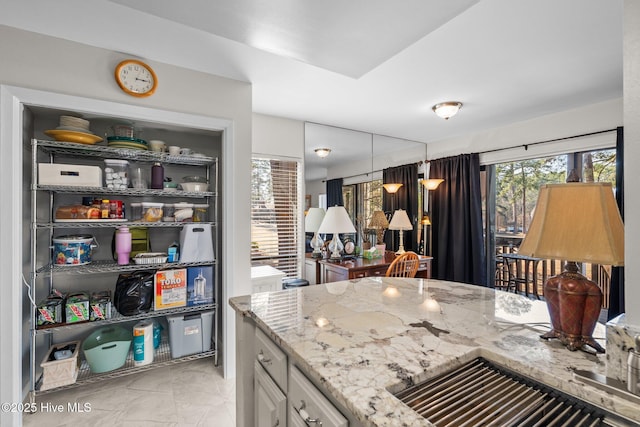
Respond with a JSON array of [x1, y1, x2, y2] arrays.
[[383, 164, 419, 252], [608, 127, 625, 320], [326, 178, 343, 208], [430, 153, 487, 286]]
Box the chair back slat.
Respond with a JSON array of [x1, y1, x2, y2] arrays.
[[386, 252, 420, 278]]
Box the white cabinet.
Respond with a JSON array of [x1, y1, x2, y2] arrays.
[[288, 365, 348, 427], [255, 361, 287, 427], [251, 265, 286, 293]]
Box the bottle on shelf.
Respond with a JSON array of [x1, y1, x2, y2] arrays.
[[151, 162, 164, 189], [115, 226, 132, 265]]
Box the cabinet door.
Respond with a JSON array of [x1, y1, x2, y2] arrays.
[[255, 361, 286, 427], [321, 264, 348, 283]]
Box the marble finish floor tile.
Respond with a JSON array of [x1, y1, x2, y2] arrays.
[[22, 359, 233, 427]]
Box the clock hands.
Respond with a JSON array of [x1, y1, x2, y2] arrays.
[[135, 77, 150, 83]]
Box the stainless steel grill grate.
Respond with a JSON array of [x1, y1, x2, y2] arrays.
[[395, 358, 607, 427]]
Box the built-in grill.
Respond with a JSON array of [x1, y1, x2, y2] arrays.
[[394, 358, 631, 427]]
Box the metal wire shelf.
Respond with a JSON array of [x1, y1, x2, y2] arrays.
[[35, 340, 216, 396], [35, 303, 217, 335], [35, 184, 215, 198], [36, 259, 216, 275], [34, 139, 217, 166], [35, 220, 217, 229]]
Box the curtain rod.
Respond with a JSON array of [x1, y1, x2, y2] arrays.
[[321, 128, 617, 182], [322, 161, 424, 183], [422, 128, 617, 162]]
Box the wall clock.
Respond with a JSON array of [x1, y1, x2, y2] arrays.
[[114, 59, 158, 97]]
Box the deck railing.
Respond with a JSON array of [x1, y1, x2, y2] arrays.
[[494, 242, 611, 309]]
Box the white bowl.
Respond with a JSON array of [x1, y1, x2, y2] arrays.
[[180, 182, 209, 192]]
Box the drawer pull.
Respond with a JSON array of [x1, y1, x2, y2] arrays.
[[257, 350, 272, 365], [295, 400, 322, 426]]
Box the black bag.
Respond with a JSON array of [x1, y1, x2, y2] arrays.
[[113, 271, 155, 316]]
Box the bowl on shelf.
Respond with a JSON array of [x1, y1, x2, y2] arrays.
[[82, 326, 132, 373], [180, 176, 209, 192]]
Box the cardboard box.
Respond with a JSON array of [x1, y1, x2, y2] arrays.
[[186, 266, 214, 306], [154, 269, 187, 310], [65, 292, 90, 323], [90, 290, 112, 321]]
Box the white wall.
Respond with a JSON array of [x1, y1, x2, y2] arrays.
[[252, 113, 304, 159], [251, 113, 306, 274], [426, 98, 622, 162], [0, 25, 252, 423], [623, 0, 640, 326]]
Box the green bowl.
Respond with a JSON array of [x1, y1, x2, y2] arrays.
[[82, 326, 132, 373]]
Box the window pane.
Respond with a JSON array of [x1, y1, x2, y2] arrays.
[[251, 158, 300, 278]]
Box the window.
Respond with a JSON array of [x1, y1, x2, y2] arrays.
[[251, 157, 301, 277], [486, 148, 617, 304]]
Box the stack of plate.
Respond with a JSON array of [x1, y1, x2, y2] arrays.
[[44, 115, 103, 145], [107, 136, 148, 150]]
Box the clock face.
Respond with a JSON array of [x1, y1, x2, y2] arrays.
[[115, 60, 157, 97], [345, 241, 355, 255]]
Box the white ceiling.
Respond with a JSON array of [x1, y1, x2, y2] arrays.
[[0, 0, 623, 147]]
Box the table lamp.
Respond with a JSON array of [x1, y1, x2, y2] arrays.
[[389, 209, 413, 255], [368, 210, 389, 245], [305, 207, 326, 258], [518, 182, 624, 353], [318, 206, 356, 260]]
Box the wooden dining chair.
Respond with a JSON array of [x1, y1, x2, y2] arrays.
[[385, 251, 420, 278]]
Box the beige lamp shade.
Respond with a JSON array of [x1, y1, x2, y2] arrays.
[[305, 207, 326, 233], [388, 209, 413, 231], [317, 206, 356, 234], [368, 211, 389, 230], [383, 183, 403, 193], [421, 178, 444, 190], [518, 183, 624, 266]]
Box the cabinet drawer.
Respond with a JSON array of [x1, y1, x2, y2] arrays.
[[255, 361, 287, 427], [255, 327, 288, 392], [365, 267, 387, 278], [289, 365, 348, 427]]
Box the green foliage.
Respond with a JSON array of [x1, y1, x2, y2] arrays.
[[495, 149, 616, 233]]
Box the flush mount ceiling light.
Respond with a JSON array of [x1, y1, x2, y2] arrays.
[[314, 148, 331, 158], [432, 102, 462, 120]]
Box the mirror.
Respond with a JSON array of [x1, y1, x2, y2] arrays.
[[304, 122, 373, 210], [304, 122, 427, 251]]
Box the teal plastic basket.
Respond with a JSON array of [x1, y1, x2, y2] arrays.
[[82, 326, 132, 373]]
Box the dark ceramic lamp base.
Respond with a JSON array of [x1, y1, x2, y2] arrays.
[[540, 262, 605, 354]]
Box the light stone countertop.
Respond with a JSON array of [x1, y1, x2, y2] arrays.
[[230, 278, 640, 426]]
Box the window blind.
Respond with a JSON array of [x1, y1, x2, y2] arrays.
[[251, 157, 300, 278]]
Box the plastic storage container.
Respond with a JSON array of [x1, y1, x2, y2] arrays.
[[167, 311, 214, 358], [129, 202, 142, 221], [173, 202, 193, 222], [104, 159, 129, 189], [82, 326, 132, 373], [141, 202, 164, 222], [192, 204, 209, 222], [163, 203, 175, 222]]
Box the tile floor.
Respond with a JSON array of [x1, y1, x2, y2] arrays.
[[22, 357, 235, 427]]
